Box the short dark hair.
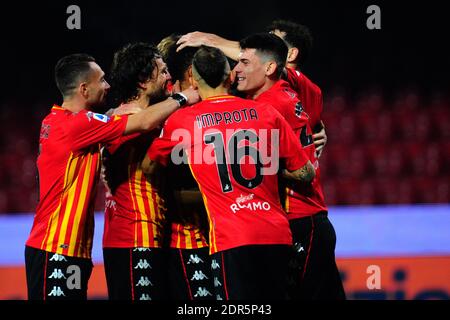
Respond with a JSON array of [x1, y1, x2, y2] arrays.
[[192, 46, 229, 89], [109, 42, 161, 104], [54, 53, 96, 98], [157, 34, 198, 83], [266, 19, 313, 65], [239, 33, 288, 79]]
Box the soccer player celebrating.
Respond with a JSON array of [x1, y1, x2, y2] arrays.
[[144, 46, 315, 300], [267, 20, 327, 157], [25, 53, 199, 300], [176, 20, 327, 156], [156, 35, 214, 300], [101, 43, 175, 300], [234, 33, 345, 300]]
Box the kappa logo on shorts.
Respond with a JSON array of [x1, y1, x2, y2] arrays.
[[133, 247, 151, 252], [48, 286, 65, 297], [134, 259, 151, 269], [136, 276, 153, 287], [216, 294, 223, 300], [139, 293, 152, 301], [191, 270, 208, 281], [194, 287, 212, 298], [48, 268, 66, 279], [187, 254, 204, 264], [49, 253, 67, 262], [211, 259, 220, 270], [214, 277, 222, 287]]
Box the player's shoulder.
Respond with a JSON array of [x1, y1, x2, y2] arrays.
[[299, 71, 322, 95]]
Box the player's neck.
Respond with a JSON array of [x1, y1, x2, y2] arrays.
[[61, 97, 87, 113], [251, 79, 277, 99], [286, 62, 300, 72], [198, 86, 229, 100], [133, 94, 150, 110]]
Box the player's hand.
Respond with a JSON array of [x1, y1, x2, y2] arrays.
[[313, 122, 327, 158], [112, 102, 143, 116], [181, 86, 200, 105], [176, 31, 215, 52], [171, 80, 181, 94]]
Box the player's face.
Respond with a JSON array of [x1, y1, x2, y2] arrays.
[[147, 58, 172, 103], [234, 48, 267, 97], [85, 62, 110, 107]]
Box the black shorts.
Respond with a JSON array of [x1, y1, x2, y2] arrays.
[[167, 247, 214, 300], [287, 211, 346, 300], [210, 244, 291, 300], [103, 247, 168, 300], [25, 246, 93, 300]]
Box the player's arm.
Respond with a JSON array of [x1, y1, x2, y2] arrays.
[[176, 31, 240, 61], [275, 107, 316, 183], [312, 120, 327, 158], [124, 88, 199, 134], [282, 161, 315, 183]]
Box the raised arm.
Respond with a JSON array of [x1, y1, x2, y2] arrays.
[[176, 31, 240, 61], [124, 87, 199, 134]]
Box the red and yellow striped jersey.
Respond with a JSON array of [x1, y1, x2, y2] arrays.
[[26, 105, 128, 258], [102, 132, 167, 248], [169, 222, 208, 249]]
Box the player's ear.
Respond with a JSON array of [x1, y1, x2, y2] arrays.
[[187, 65, 194, 86], [287, 47, 299, 64], [265, 61, 277, 77], [79, 82, 89, 98], [229, 69, 236, 84]]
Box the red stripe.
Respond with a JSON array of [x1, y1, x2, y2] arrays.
[[179, 249, 193, 300], [130, 249, 135, 300], [301, 216, 315, 280], [221, 252, 229, 300], [43, 251, 48, 300]]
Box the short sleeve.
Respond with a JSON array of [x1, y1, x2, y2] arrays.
[[68, 111, 128, 151], [147, 113, 183, 167], [274, 110, 309, 171]]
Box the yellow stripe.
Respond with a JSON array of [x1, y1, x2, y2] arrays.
[[127, 150, 140, 247], [186, 155, 217, 253], [56, 156, 81, 253], [43, 153, 78, 251], [285, 187, 290, 212], [134, 169, 150, 246], [185, 227, 193, 248], [68, 152, 93, 256], [176, 224, 181, 248]]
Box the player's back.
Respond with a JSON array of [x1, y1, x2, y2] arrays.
[[170, 95, 301, 254]]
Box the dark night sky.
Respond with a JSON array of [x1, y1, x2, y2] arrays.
[[0, 0, 448, 108]]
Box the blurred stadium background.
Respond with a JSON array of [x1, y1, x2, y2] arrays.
[[0, 0, 448, 299]]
